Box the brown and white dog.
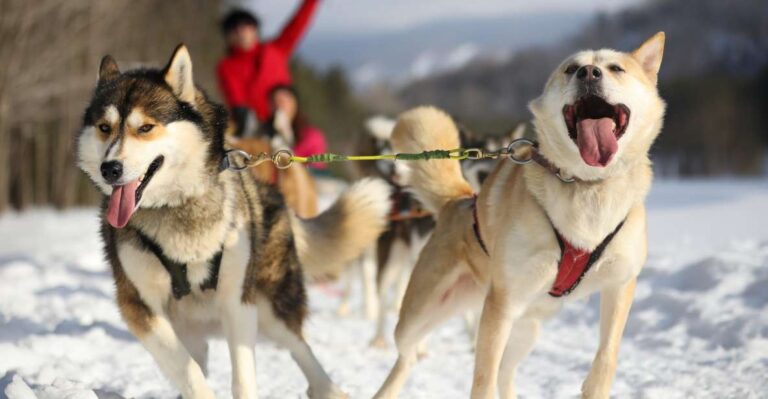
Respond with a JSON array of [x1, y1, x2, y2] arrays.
[[374, 32, 666, 399], [76, 45, 391, 399]]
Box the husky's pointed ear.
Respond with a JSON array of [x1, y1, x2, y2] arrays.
[[631, 32, 665, 83], [99, 55, 120, 82], [163, 44, 196, 104]]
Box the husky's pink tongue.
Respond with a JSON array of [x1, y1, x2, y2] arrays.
[[106, 180, 139, 228], [576, 118, 617, 167]]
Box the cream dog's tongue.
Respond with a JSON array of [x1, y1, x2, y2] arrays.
[[577, 118, 618, 167], [106, 180, 139, 228]]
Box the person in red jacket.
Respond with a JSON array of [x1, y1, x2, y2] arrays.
[[217, 1, 320, 135]]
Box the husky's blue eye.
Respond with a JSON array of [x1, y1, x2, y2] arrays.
[[98, 124, 111, 133], [609, 64, 625, 73], [138, 124, 155, 133], [564, 64, 579, 75]]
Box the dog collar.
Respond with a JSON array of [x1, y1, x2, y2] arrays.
[[136, 230, 223, 300]]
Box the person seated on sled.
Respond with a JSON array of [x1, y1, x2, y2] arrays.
[[263, 85, 328, 172], [217, 1, 320, 137]]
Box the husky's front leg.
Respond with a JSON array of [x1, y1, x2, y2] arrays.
[[139, 315, 215, 399], [581, 279, 637, 399], [222, 302, 259, 399]]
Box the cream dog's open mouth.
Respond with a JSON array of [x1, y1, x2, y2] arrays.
[[563, 95, 630, 167]]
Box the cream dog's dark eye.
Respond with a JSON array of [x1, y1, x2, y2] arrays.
[[98, 124, 111, 133], [138, 124, 155, 133], [609, 64, 625, 73], [564, 64, 579, 75]]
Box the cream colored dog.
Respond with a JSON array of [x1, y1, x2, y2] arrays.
[[374, 32, 666, 399]]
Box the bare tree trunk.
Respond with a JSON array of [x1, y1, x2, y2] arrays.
[[0, 100, 9, 212]]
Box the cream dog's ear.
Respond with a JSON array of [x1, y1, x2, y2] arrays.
[[631, 32, 665, 83]]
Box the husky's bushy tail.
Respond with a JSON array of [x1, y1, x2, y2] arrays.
[[390, 106, 474, 214], [292, 178, 391, 279]]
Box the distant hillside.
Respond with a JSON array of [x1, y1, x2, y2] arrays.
[[394, 0, 768, 175], [298, 12, 590, 87], [400, 0, 768, 123]]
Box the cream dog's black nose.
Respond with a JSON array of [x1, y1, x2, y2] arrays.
[[577, 65, 602, 82], [100, 161, 123, 184]]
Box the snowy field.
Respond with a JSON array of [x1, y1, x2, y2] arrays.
[[1, 179, 767, 399]]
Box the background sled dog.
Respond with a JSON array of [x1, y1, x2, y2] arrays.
[[374, 32, 666, 399], [76, 45, 390, 399]]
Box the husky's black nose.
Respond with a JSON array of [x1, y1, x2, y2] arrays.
[[577, 65, 602, 82], [100, 161, 123, 184]]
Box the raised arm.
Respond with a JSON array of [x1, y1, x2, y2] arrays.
[[273, 0, 320, 55]]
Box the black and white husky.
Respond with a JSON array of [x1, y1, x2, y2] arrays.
[[76, 45, 390, 399]]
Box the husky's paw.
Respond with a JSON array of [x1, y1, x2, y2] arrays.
[[307, 385, 348, 399], [581, 354, 615, 399], [581, 372, 612, 399], [370, 336, 388, 349]]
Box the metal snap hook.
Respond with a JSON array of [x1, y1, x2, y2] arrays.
[[222, 149, 253, 171], [463, 148, 484, 160]]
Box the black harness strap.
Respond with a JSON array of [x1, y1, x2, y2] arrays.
[[137, 231, 223, 300]]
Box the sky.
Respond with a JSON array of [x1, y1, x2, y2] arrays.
[[234, 0, 644, 35]]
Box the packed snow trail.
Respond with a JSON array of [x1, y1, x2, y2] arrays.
[[1, 179, 767, 398]]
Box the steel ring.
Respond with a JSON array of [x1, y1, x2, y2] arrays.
[[555, 171, 576, 183], [507, 138, 536, 164], [273, 149, 294, 170]]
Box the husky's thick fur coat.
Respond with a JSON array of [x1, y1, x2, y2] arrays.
[[374, 32, 666, 399], [77, 45, 390, 399]]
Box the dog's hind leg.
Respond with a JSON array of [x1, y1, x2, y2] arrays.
[[258, 301, 347, 399], [371, 235, 409, 348], [581, 279, 637, 399], [362, 245, 380, 320], [497, 318, 541, 399], [336, 263, 353, 317], [373, 241, 483, 398]]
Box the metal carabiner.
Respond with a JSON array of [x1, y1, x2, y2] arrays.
[[221, 149, 253, 171], [463, 148, 484, 160]]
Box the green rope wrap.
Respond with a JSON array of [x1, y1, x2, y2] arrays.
[[306, 153, 349, 163], [395, 150, 454, 161]]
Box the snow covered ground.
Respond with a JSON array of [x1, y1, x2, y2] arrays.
[[1, 179, 767, 398]]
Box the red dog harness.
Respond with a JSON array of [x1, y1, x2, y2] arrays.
[[548, 221, 624, 297], [471, 197, 624, 297]]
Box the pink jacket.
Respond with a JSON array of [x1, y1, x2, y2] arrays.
[[293, 126, 328, 169]]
